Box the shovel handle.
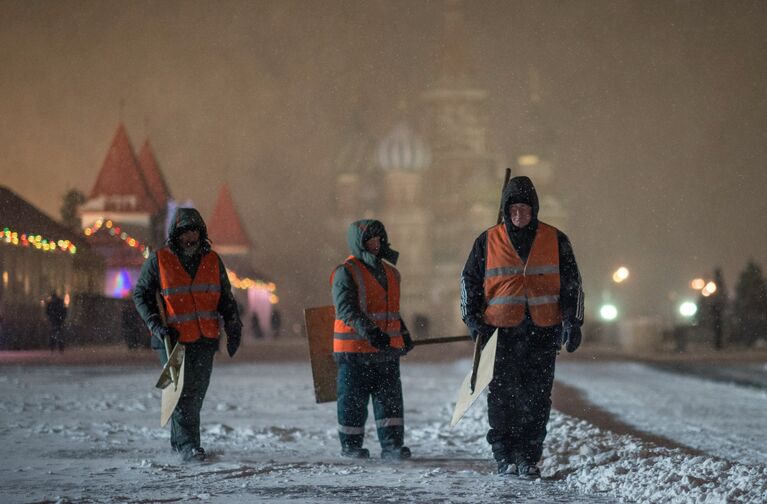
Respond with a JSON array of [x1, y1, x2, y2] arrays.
[[469, 337, 482, 393], [411, 335, 471, 346], [471, 168, 511, 392], [163, 335, 178, 388]]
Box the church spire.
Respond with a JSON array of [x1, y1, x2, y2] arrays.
[[436, 0, 474, 88], [422, 0, 488, 157], [207, 184, 252, 254]]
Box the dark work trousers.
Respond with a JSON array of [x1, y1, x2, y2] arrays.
[[49, 324, 64, 352], [157, 338, 217, 453], [486, 321, 558, 465], [336, 359, 404, 450]]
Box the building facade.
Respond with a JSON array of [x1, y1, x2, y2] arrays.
[[0, 186, 104, 349]]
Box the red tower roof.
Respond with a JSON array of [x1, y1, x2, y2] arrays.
[[138, 140, 172, 207], [208, 184, 251, 248], [89, 123, 160, 213]]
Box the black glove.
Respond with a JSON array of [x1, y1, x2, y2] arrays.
[[151, 324, 180, 349], [402, 331, 414, 355], [368, 327, 390, 350], [563, 325, 582, 353], [226, 327, 241, 358], [471, 321, 495, 344]]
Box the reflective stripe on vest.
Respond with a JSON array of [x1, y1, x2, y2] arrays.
[[483, 222, 562, 328], [157, 248, 222, 343], [331, 256, 403, 354]]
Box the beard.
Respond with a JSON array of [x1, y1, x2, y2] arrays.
[[182, 242, 200, 257]]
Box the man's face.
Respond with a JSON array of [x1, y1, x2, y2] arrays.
[[364, 235, 382, 256], [179, 228, 200, 255], [509, 203, 533, 228]]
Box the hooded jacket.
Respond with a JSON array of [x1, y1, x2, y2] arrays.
[[133, 208, 242, 349], [331, 219, 411, 363], [460, 177, 584, 342]]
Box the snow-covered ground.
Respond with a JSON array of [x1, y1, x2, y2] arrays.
[[556, 361, 767, 466], [0, 357, 765, 503]]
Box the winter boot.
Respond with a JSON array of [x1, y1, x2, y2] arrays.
[[516, 462, 541, 479], [181, 446, 206, 462], [341, 446, 370, 459], [497, 460, 518, 476], [381, 446, 411, 460]]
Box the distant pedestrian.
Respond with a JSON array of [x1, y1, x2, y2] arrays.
[[0, 296, 5, 350], [270, 309, 281, 339], [45, 291, 67, 352], [251, 312, 264, 339], [709, 268, 727, 350]]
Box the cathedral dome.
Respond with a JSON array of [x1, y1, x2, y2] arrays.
[[375, 122, 431, 172]]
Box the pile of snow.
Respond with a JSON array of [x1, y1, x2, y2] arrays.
[[543, 414, 767, 503]]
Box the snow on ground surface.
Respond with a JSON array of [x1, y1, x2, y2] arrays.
[[0, 358, 765, 503], [556, 361, 767, 466]]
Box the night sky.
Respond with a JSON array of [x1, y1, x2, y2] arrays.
[[2, 0, 766, 326]]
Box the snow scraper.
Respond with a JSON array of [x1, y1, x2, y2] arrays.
[[449, 329, 498, 427], [304, 305, 471, 404], [450, 167, 510, 427], [155, 335, 186, 427]]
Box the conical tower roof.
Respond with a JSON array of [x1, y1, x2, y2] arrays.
[[138, 140, 172, 207], [89, 123, 159, 213], [208, 184, 252, 250]]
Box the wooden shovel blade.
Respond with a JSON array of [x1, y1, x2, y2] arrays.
[[160, 352, 185, 427], [450, 330, 498, 428], [155, 343, 185, 390]]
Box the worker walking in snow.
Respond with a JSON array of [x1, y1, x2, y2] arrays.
[[134, 208, 242, 462], [331, 219, 414, 460], [460, 176, 584, 478]]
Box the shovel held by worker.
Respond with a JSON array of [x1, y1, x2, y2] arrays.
[[449, 167, 511, 428], [156, 335, 185, 427], [304, 305, 471, 404]]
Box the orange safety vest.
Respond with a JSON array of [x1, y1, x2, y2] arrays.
[[331, 256, 404, 354], [157, 247, 222, 343], [483, 222, 562, 328]]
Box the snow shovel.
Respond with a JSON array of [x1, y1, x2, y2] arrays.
[[156, 335, 186, 427], [450, 167, 511, 427], [304, 305, 472, 403], [449, 329, 498, 428]]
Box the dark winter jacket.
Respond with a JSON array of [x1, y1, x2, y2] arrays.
[[133, 208, 242, 349], [45, 295, 67, 327], [331, 219, 412, 363], [460, 176, 584, 346]]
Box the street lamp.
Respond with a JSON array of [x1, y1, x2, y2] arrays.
[[600, 304, 618, 321], [690, 278, 705, 290], [679, 301, 697, 318], [612, 266, 630, 284], [701, 281, 717, 297]]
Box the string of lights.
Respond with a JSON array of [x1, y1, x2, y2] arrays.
[[0, 227, 78, 254], [227, 270, 279, 304], [81, 219, 277, 302], [83, 219, 150, 258]]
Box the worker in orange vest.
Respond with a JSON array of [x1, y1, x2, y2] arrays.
[[331, 219, 414, 459], [134, 208, 242, 462], [460, 176, 584, 478]]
